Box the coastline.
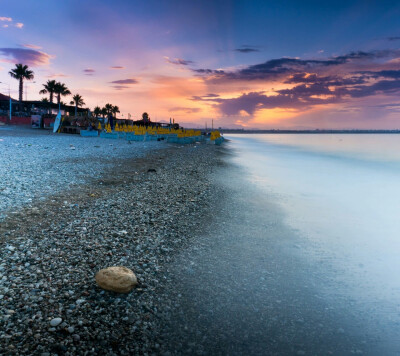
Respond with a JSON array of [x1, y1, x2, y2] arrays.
[[0, 131, 223, 355], [2, 130, 398, 355], [155, 141, 397, 355]]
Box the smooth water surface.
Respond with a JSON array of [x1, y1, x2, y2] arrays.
[[227, 134, 400, 316]]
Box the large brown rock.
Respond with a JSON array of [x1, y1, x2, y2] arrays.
[[95, 266, 138, 293]]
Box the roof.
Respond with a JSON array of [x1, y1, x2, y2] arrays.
[[0, 92, 15, 101]]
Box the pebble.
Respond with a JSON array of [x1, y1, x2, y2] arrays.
[[49, 318, 62, 327]]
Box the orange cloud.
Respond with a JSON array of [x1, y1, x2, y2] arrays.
[[22, 44, 42, 49]]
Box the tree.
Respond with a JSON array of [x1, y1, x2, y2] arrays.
[[70, 94, 85, 117], [54, 82, 71, 108], [142, 112, 150, 122], [9, 64, 34, 103], [104, 103, 113, 115], [101, 107, 107, 118], [93, 106, 101, 117], [39, 80, 57, 103], [41, 97, 49, 103], [111, 105, 120, 118]]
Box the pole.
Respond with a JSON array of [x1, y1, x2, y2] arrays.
[[9, 85, 11, 124]]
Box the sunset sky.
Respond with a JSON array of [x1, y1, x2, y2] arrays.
[[1, 0, 400, 129]]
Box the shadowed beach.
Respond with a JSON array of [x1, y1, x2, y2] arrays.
[[157, 142, 400, 355]]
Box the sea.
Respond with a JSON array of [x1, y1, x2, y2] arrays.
[[227, 133, 400, 333]]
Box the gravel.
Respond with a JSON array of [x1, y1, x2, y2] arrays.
[[0, 127, 223, 355], [0, 126, 164, 220]]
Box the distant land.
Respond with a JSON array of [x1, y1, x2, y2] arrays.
[[219, 129, 400, 134]]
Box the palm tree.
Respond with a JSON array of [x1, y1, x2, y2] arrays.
[[93, 106, 101, 118], [104, 103, 113, 115], [39, 80, 57, 103], [70, 94, 85, 117], [111, 105, 120, 118], [8, 64, 34, 103], [41, 97, 49, 103], [101, 107, 107, 118], [54, 82, 71, 108]]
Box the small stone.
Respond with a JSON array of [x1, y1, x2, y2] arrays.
[[95, 266, 138, 293], [67, 326, 74, 333], [50, 317, 62, 327]]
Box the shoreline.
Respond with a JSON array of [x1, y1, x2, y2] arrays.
[[0, 133, 225, 354], [155, 142, 397, 355]]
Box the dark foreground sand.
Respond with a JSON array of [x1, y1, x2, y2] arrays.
[[0, 139, 223, 355]]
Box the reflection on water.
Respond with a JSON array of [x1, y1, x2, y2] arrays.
[[227, 134, 400, 315]]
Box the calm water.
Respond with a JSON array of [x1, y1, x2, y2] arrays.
[[227, 134, 400, 321]]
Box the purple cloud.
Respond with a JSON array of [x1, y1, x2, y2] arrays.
[[234, 46, 260, 53], [194, 50, 400, 82], [109, 78, 138, 84], [169, 107, 201, 114], [0, 47, 53, 66], [164, 56, 194, 66], [110, 66, 125, 69], [112, 85, 131, 90], [83, 68, 95, 76]]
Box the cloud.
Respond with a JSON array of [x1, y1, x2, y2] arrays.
[[164, 56, 194, 66], [0, 48, 53, 66], [110, 66, 125, 69], [387, 36, 400, 41], [194, 50, 400, 82], [2, 24, 8, 28], [169, 107, 202, 114], [0, 17, 12, 21], [284, 72, 367, 86], [191, 93, 220, 101], [203, 91, 340, 117], [83, 68, 95, 75], [46, 73, 68, 78], [356, 70, 400, 79], [346, 79, 400, 98], [111, 85, 131, 90], [199, 74, 400, 117], [15, 23, 23, 29], [22, 44, 42, 49], [234, 46, 260, 53], [109, 78, 138, 84]]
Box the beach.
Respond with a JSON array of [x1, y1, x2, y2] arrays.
[[1, 129, 400, 355], [0, 127, 222, 354]]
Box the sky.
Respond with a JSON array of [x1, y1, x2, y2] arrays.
[[1, 0, 400, 129]]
